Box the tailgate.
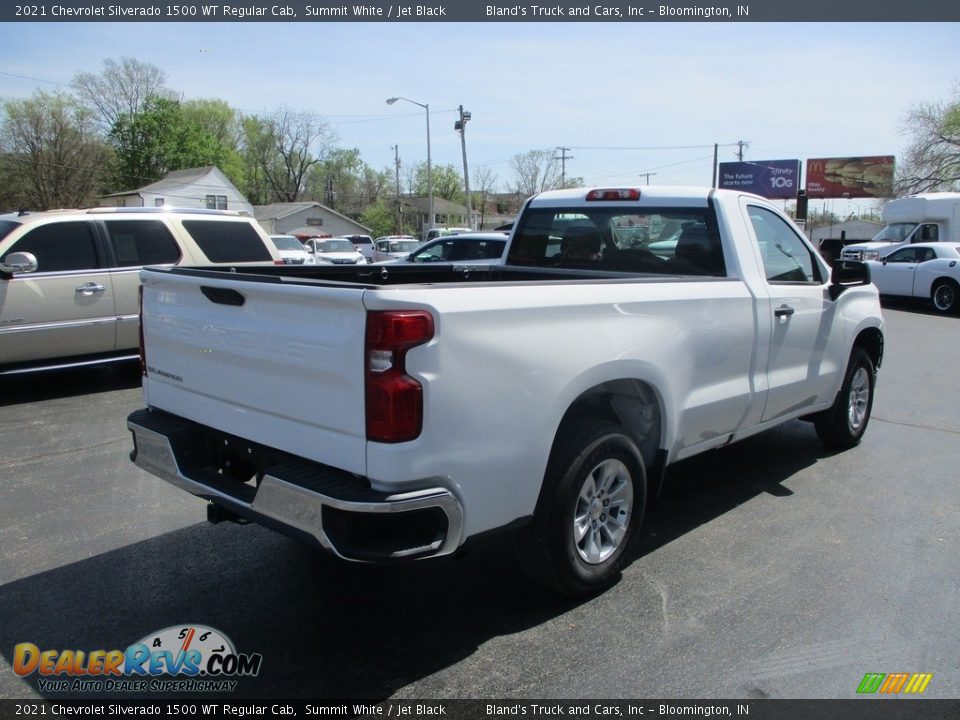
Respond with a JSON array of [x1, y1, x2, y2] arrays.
[[140, 269, 368, 475]]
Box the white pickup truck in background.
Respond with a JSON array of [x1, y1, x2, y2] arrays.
[[127, 187, 884, 595]]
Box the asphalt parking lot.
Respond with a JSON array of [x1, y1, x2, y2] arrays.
[[0, 303, 957, 701]]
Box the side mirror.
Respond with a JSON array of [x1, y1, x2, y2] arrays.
[[0, 251, 38, 275], [829, 260, 871, 301]]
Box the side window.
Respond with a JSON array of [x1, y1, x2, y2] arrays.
[[182, 220, 272, 263], [748, 206, 822, 284], [918, 224, 938, 242], [886, 247, 918, 263], [1, 221, 99, 273], [104, 220, 181, 267]]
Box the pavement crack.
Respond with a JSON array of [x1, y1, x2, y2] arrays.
[[873, 415, 960, 436]]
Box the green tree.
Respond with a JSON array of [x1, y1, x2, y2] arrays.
[[0, 91, 111, 210], [109, 95, 235, 189], [409, 162, 463, 202], [897, 86, 960, 193], [359, 199, 397, 238], [181, 99, 245, 186]]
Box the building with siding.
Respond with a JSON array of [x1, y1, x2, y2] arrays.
[[99, 166, 254, 216], [254, 202, 371, 238]]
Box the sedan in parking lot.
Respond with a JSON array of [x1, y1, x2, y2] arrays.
[[374, 232, 508, 265], [303, 237, 367, 265], [270, 234, 315, 265], [372, 236, 421, 263], [865, 242, 960, 313]]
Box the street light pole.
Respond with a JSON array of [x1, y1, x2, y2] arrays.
[[386, 96, 433, 236], [455, 105, 472, 229]]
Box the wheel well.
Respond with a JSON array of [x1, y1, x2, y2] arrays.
[[932, 276, 959, 291], [553, 379, 663, 484], [854, 327, 884, 371]]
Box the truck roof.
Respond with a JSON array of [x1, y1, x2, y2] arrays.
[[526, 186, 754, 208]]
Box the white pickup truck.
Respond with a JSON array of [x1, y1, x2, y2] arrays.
[[127, 187, 884, 595]]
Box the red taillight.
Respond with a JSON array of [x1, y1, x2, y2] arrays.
[[138, 284, 146, 377], [585, 188, 641, 201], [365, 310, 435, 443]]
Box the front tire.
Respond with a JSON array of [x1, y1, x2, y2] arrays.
[[931, 279, 958, 314], [814, 347, 875, 449], [515, 420, 646, 595]]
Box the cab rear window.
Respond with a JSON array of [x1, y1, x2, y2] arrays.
[[508, 207, 725, 277], [183, 220, 272, 262]]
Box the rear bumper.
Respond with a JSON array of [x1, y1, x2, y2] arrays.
[[127, 408, 464, 562]]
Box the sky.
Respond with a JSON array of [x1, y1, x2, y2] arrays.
[[1, 20, 958, 215]]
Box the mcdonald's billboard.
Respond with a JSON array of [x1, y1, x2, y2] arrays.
[[805, 156, 895, 199]]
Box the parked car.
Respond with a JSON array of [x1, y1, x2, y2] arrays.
[[340, 234, 375, 261], [865, 242, 960, 313], [0, 206, 282, 375], [423, 226, 471, 242], [303, 237, 367, 265], [270, 234, 315, 265], [374, 232, 508, 264], [372, 236, 421, 263]]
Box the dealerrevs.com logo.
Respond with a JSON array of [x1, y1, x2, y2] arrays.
[[13, 625, 262, 693]]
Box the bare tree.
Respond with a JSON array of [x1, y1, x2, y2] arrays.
[[472, 165, 498, 229], [72, 57, 175, 132], [1, 91, 111, 210], [510, 149, 561, 197], [896, 88, 960, 194], [242, 108, 337, 203]]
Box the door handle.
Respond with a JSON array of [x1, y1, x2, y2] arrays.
[[774, 304, 795, 318], [76, 283, 106, 294]]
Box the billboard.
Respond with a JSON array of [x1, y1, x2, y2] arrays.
[[717, 160, 800, 199], [805, 156, 895, 198]]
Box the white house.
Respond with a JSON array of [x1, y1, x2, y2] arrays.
[[254, 202, 371, 238], [99, 166, 254, 216]]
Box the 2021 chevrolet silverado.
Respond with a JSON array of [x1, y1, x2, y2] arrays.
[[127, 187, 883, 594]]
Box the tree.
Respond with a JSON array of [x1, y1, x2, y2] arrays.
[[510, 149, 561, 196], [472, 165, 498, 229], [72, 57, 175, 132], [897, 87, 960, 193], [241, 108, 337, 203], [409, 162, 464, 202], [0, 91, 111, 210], [307, 148, 390, 210], [109, 95, 235, 189], [359, 199, 397, 238], [181, 99, 245, 187]]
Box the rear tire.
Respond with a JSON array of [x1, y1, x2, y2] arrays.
[[931, 279, 958, 314], [814, 347, 875, 449], [515, 420, 646, 595]]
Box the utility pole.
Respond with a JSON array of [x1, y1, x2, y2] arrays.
[[712, 143, 718, 188], [736, 139, 749, 161], [392, 144, 402, 234], [455, 106, 473, 229], [638, 172, 657, 185], [556, 147, 573, 188]]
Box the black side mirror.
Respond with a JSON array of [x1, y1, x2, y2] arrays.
[[829, 260, 871, 301]]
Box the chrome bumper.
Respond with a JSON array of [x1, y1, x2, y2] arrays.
[[127, 409, 464, 562]]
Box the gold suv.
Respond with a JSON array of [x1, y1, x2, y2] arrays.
[[0, 207, 281, 374]]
